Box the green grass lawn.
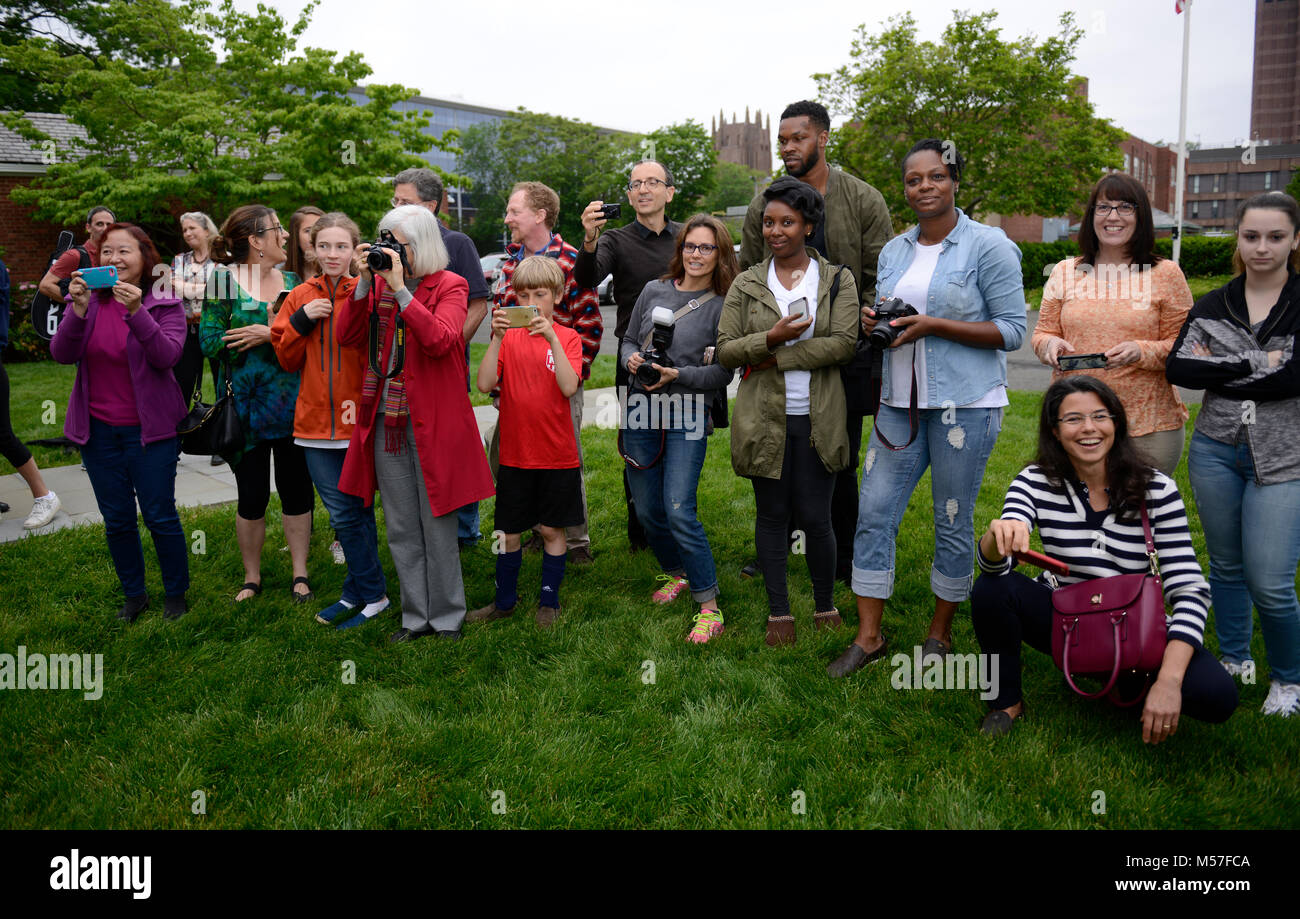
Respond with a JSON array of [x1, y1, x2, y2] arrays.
[[1, 368, 1296, 829]]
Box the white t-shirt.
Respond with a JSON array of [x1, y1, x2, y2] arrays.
[[884, 242, 1007, 410], [767, 258, 820, 415]]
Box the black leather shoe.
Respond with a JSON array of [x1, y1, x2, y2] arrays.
[[435, 629, 463, 641], [163, 595, 187, 621], [117, 594, 149, 623], [979, 703, 1025, 737], [739, 560, 759, 579], [390, 627, 433, 643], [826, 637, 889, 678]]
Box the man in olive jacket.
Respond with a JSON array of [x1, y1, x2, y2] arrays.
[[740, 100, 892, 581]]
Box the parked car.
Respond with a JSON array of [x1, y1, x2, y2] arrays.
[[480, 252, 508, 288], [598, 273, 613, 305]]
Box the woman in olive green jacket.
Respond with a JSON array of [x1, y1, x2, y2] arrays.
[[717, 177, 858, 647]]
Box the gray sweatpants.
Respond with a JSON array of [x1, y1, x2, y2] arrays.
[[374, 418, 466, 633]]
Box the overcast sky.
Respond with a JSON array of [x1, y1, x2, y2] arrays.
[[237, 0, 1254, 161]]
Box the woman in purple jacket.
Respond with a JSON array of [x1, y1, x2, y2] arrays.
[[52, 223, 191, 622]]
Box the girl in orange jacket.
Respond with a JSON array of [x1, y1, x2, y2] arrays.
[[271, 212, 389, 629]]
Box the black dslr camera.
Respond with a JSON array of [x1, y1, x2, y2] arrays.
[[365, 229, 405, 272], [868, 297, 919, 348], [636, 306, 675, 386]]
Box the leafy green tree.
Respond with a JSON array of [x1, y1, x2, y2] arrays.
[[1286, 168, 1300, 204], [698, 160, 767, 215], [457, 109, 628, 252], [815, 10, 1125, 224], [635, 120, 717, 217], [3, 0, 447, 244]]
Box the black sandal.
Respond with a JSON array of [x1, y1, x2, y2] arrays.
[[235, 582, 262, 603], [291, 576, 315, 603]]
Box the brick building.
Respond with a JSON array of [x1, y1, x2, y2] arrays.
[[1120, 135, 1179, 214], [1185, 143, 1300, 233], [0, 113, 87, 286], [712, 108, 771, 173], [1251, 0, 1300, 145]]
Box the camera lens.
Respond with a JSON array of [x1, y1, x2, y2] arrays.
[[635, 361, 661, 386], [366, 248, 391, 271]]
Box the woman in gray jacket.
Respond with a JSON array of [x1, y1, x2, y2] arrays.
[[620, 214, 737, 644]]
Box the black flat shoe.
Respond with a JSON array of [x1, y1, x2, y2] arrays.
[[979, 703, 1026, 737], [291, 576, 314, 603], [117, 594, 149, 623], [390, 627, 433, 643], [826, 637, 889, 678], [163, 595, 187, 621]]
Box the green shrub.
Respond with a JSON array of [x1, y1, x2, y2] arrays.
[[1016, 235, 1236, 290]]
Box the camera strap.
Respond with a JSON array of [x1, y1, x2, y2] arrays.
[[368, 297, 405, 380], [871, 347, 919, 451]]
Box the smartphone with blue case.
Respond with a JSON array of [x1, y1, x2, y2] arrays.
[[79, 266, 118, 289]]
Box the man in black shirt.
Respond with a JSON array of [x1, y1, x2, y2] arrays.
[[574, 160, 681, 551]]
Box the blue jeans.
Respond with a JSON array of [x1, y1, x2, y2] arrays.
[[1187, 431, 1300, 683], [79, 417, 190, 598], [852, 405, 1003, 601], [302, 446, 387, 606], [456, 502, 481, 542], [622, 403, 718, 603]]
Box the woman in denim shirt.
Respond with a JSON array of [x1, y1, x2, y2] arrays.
[[828, 139, 1026, 678]]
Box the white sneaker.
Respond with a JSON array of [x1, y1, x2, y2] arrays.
[[1260, 680, 1300, 717], [330, 540, 346, 565], [23, 491, 60, 529], [1221, 658, 1247, 678]]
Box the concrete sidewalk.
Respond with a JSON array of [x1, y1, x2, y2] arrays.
[[0, 381, 691, 545]]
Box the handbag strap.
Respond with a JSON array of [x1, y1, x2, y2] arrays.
[[639, 291, 716, 350], [1139, 499, 1161, 581]]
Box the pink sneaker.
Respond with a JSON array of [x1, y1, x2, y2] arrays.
[[652, 574, 689, 604], [686, 610, 724, 644]]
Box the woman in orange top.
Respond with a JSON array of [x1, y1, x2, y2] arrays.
[[271, 212, 389, 630], [1032, 173, 1192, 474]]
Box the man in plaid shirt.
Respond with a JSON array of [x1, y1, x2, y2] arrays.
[[492, 181, 602, 562]]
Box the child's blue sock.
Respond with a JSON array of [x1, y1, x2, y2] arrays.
[[495, 549, 523, 610], [539, 550, 567, 609]]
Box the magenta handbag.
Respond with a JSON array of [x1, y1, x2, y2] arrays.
[[1049, 501, 1168, 698]]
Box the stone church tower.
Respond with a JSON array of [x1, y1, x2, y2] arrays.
[[711, 107, 771, 173]]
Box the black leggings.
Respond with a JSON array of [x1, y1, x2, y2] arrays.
[[0, 358, 32, 469], [751, 414, 836, 617], [970, 571, 1239, 719], [232, 437, 315, 520]]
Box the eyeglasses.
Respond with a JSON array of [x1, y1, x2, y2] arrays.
[[682, 243, 718, 255], [391, 196, 422, 208], [256, 223, 285, 235], [627, 178, 669, 192], [1093, 203, 1136, 217], [1056, 410, 1116, 427]]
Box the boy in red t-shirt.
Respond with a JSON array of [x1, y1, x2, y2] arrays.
[[470, 256, 583, 628]]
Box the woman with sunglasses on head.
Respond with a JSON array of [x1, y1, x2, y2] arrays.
[[271, 212, 390, 630], [971, 376, 1237, 739], [336, 205, 494, 642], [1167, 191, 1300, 717], [830, 138, 1025, 678], [717, 177, 858, 647], [619, 214, 737, 644], [1033, 174, 1193, 475], [52, 223, 190, 621], [200, 205, 314, 604]]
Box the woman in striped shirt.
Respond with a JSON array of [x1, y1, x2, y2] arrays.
[[971, 375, 1237, 741]]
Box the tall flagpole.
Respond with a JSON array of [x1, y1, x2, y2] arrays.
[[1173, 0, 1192, 264]]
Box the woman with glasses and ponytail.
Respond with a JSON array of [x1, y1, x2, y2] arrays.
[[336, 205, 493, 643], [200, 204, 314, 604], [1033, 174, 1194, 475]]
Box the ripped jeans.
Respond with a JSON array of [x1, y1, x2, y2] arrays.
[[851, 405, 1003, 602]]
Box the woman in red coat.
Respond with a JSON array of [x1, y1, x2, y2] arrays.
[[336, 205, 494, 642]]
